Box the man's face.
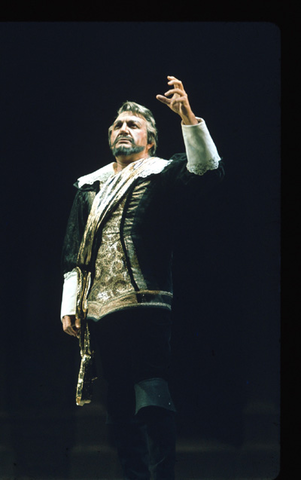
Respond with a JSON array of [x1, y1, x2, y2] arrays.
[[109, 111, 153, 158]]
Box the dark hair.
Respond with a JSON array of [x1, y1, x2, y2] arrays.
[[108, 101, 158, 156]]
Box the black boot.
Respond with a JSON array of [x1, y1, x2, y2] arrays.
[[139, 407, 176, 480], [108, 416, 151, 480]]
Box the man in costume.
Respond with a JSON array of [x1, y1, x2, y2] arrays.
[[61, 76, 224, 479]]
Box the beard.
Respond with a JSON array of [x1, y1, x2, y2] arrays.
[[110, 138, 145, 157]]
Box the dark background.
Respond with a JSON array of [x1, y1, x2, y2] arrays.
[[1, 21, 281, 478]]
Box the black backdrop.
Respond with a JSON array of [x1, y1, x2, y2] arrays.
[[1, 21, 281, 478]]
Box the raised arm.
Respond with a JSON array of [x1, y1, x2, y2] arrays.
[[157, 75, 222, 176]]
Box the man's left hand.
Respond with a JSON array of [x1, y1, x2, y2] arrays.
[[156, 76, 198, 125]]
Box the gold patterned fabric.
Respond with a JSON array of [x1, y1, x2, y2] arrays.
[[87, 197, 136, 318]]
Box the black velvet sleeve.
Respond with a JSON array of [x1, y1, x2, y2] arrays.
[[162, 153, 225, 194], [61, 188, 97, 274]]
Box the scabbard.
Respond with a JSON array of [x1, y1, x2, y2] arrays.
[[74, 267, 97, 406], [76, 321, 97, 406]]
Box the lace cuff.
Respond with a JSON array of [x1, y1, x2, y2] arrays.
[[60, 269, 78, 320], [182, 118, 221, 175]]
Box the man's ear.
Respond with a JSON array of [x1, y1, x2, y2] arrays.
[[147, 142, 155, 154]]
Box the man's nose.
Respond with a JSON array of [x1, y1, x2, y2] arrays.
[[119, 122, 130, 134]]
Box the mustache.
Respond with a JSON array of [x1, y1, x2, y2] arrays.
[[112, 135, 134, 146]]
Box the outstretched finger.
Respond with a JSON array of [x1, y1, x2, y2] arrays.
[[156, 94, 171, 105], [167, 75, 182, 82], [167, 76, 184, 88], [164, 87, 185, 97]]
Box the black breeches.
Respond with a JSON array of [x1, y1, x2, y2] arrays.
[[88, 307, 176, 479], [88, 307, 174, 420]]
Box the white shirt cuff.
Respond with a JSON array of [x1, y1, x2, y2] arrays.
[[60, 269, 78, 320], [181, 117, 221, 175]]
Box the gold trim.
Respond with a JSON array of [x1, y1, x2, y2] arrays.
[[87, 290, 173, 321]]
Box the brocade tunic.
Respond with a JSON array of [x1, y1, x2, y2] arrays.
[[87, 197, 136, 319]]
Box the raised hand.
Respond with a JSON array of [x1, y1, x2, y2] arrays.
[[156, 76, 198, 125]]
